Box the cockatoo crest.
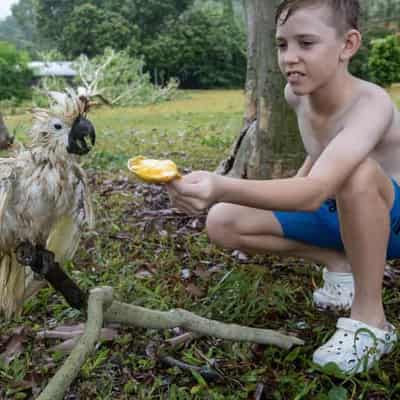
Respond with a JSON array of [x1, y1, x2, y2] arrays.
[[32, 87, 92, 126]]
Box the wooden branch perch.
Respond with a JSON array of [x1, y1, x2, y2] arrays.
[[37, 287, 114, 400], [37, 286, 304, 399], [103, 301, 304, 349]]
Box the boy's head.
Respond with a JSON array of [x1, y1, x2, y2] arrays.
[[275, 0, 362, 96], [276, 0, 361, 37]]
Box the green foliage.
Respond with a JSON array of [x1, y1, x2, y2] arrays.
[[362, 0, 400, 19], [143, 2, 246, 88], [368, 34, 400, 87], [0, 0, 45, 56], [349, 26, 395, 81], [60, 4, 133, 58], [35, 0, 81, 47], [0, 41, 32, 101], [120, 0, 195, 40], [34, 0, 195, 49]]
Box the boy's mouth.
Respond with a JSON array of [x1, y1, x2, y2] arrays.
[[287, 71, 305, 83], [286, 71, 305, 78]]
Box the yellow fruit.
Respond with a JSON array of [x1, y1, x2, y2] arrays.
[[127, 156, 181, 183]]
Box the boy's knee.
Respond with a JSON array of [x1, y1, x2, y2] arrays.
[[206, 203, 239, 248], [338, 159, 386, 199]]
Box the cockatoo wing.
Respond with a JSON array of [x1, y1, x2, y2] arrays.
[[23, 172, 95, 307], [0, 159, 15, 218], [0, 159, 26, 318], [46, 169, 94, 263], [46, 215, 81, 263]]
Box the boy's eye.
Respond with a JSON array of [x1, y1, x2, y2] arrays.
[[276, 42, 287, 50], [300, 41, 314, 47]]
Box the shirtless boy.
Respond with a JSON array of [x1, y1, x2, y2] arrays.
[[167, 0, 400, 373]]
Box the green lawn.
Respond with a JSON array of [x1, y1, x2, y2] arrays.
[[1, 90, 400, 399]]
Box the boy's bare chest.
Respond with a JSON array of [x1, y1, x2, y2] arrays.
[[297, 112, 343, 157]]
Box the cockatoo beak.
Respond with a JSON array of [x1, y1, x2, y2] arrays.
[[67, 115, 96, 155]]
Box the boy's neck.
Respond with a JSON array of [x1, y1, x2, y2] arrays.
[[307, 70, 357, 118]]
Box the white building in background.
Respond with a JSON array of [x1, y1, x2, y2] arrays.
[[28, 61, 77, 78]]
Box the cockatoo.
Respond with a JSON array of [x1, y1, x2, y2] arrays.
[[0, 88, 96, 319]]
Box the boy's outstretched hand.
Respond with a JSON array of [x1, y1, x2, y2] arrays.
[[166, 171, 220, 215]]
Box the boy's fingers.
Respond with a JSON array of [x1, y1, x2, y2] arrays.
[[168, 178, 203, 198], [175, 195, 207, 214], [174, 198, 199, 215]]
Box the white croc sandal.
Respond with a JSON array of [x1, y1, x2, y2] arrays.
[[313, 317, 397, 374], [313, 268, 354, 310]]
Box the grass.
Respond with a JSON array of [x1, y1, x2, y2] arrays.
[[1, 89, 400, 399]]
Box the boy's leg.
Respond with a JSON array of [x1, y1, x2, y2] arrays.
[[206, 203, 349, 269], [336, 158, 394, 328], [313, 158, 397, 373], [207, 203, 355, 309]]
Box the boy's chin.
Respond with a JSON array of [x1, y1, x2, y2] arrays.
[[289, 86, 309, 96]]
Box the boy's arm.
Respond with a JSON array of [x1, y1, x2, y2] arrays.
[[169, 90, 394, 213], [214, 91, 394, 211], [295, 156, 313, 177]]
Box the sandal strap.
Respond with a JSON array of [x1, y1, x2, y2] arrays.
[[322, 268, 354, 285], [337, 318, 395, 341]]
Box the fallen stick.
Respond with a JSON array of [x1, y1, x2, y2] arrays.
[[36, 287, 114, 400], [103, 301, 304, 349], [37, 286, 304, 399]]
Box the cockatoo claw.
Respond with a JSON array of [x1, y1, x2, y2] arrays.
[[16, 242, 38, 267], [15, 242, 88, 312]]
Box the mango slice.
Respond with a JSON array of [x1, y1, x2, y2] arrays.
[[127, 156, 181, 183]]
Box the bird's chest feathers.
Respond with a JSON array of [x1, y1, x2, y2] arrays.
[[11, 159, 82, 242]]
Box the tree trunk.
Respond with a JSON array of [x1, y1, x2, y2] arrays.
[[217, 0, 303, 179], [0, 113, 13, 149]]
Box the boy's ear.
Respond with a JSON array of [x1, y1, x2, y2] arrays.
[[339, 29, 362, 62]]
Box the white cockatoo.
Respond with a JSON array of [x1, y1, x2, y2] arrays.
[[0, 88, 96, 319]]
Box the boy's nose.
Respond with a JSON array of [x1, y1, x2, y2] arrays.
[[282, 48, 300, 65]]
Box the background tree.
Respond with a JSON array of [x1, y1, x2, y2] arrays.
[[59, 4, 133, 58], [349, 0, 400, 81], [144, 2, 246, 88], [0, 0, 44, 56], [0, 41, 32, 101], [34, 0, 195, 50], [218, 0, 301, 178]]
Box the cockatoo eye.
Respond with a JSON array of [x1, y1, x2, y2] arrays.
[[54, 123, 63, 130]]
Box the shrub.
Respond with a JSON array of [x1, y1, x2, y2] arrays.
[[349, 26, 395, 81], [0, 41, 32, 101], [368, 34, 400, 87], [143, 3, 246, 89]]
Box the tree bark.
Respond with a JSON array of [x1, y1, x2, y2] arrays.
[[0, 113, 13, 150], [217, 0, 303, 179]]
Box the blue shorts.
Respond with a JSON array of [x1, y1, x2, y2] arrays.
[[273, 179, 400, 260]]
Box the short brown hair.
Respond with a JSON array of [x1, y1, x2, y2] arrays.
[[275, 0, 360, 34]]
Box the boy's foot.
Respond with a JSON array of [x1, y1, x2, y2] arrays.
[[313, 268, 354, 310], [313, 317, 397, 374]]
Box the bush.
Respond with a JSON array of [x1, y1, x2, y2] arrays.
[[59, 4, 133, 59], [0, 41, 33, 101], [349, 26, 395, 81], [143, 3, 246, 89], [368, 34, 400, 87]]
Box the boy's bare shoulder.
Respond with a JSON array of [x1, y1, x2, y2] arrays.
[[354, 80, 394, 114]]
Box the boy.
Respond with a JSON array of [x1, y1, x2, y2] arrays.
[[167, 0, 400, 374]]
